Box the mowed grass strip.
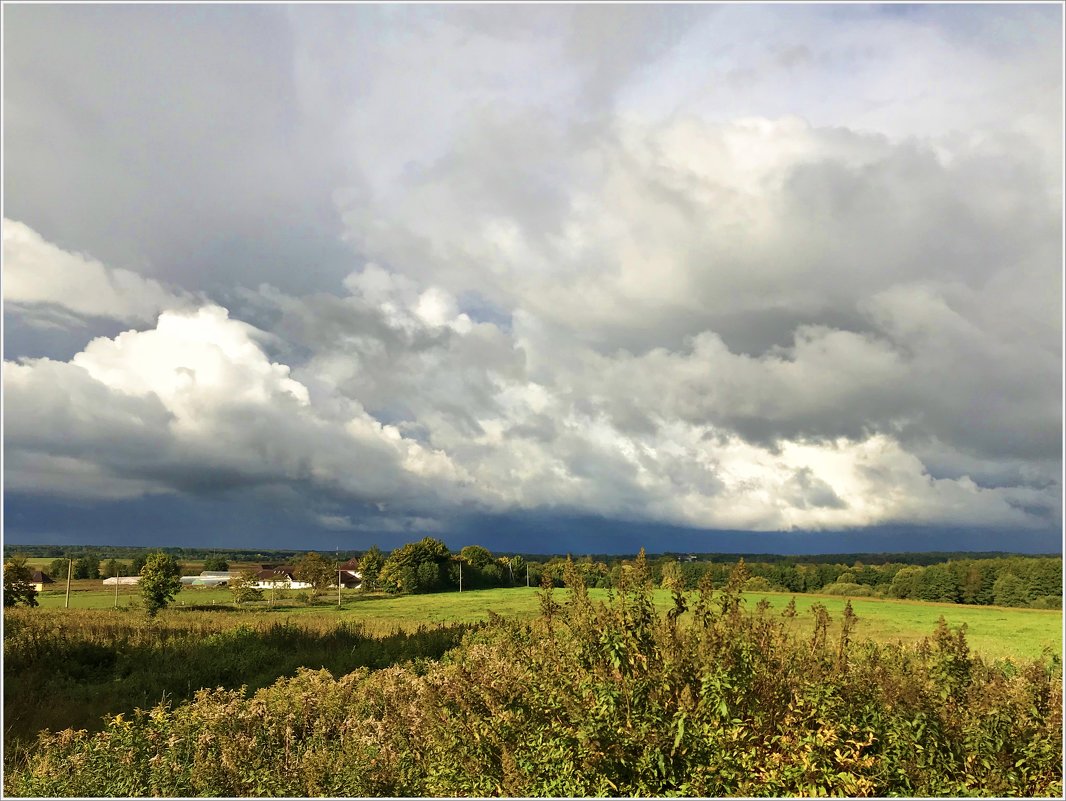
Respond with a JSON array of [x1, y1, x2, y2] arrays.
[[31, 584, 1061, 662]]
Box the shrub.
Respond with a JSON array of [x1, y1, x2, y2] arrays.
[[819, 582, 881, 597]]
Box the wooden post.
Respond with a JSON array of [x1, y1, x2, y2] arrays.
[[337, 569, 342, 608], [65, 558, 72, 608], [459, 559, 462, 593], [114, 567, 120, 608], [526, 563, 530, 588]]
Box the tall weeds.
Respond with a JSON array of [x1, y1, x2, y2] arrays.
[[3, 608, 470, 754], [6, 562, 1062, 797]]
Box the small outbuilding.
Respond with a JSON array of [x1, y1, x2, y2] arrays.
[[30, 570, 54, 593]]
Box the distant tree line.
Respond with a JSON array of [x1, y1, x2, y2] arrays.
[[9, 541, 1061, 610]]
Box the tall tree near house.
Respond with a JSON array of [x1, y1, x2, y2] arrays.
[[294, 552, 336, 603], [229, 569, 264, 606], [139, 552, 182, 617], [3, 557, 39, 608], [48, 558, 68, 582], [358, 545, 385, 592]]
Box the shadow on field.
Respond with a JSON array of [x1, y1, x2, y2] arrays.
[[3, 608, 474, 761]]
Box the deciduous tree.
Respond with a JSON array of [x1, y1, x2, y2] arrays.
[[230, 569, 264, 606], [203, 555, 229, 572], [358, 546, 385, 592], [294, 552, 336, 603], [48, 558, 68, 582], [74, 555, 100, 580], [139, 552, 182, 617], [380, 537, 451, 594], [3, 557, 39, 608]]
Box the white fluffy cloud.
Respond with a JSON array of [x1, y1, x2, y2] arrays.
[[3, 219, 190, 327], [3, 304, 472, 513]]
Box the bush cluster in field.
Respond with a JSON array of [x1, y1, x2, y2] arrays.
[[3, 610, 470, 755], [7, 557, 1061, 798]]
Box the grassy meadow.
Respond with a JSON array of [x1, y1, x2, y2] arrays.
[[28, 582, 1062, 661], [7, 576, 1062, 797]]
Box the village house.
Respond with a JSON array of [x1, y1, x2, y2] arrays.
[[30, 570, 54, 593], [252, 566, 312, 590], [337, 559, 363, 589]]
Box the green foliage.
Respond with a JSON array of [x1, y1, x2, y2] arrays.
[[294, 552, 336, 602], [3, 557, 39, 608], [10, 569, 1061, 798], [379, 537, 452, 594], [101, 558, 122, 579], [459, 545, 493, 568], [73, 555, 101, 580], [914, 564, 960, 603], [993, 573, 1030, 608], [358, 545, 386, 592], [202, 555, 229, 572], [138, 552, 182, 618], [229, 570, 264, 606], [3, 608, 473, 761], [819, 582, 881, 597], [741, 575, 776, 593], [48, 559, 68, 582], [508, 554, 526, 584]]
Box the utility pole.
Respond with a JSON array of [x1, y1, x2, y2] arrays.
[[526, 563, 530, 588], [114, 567, 120, 608], [337, 569, 342, 608], [458, 559, 462, 593], [65, 558, 72, 608]]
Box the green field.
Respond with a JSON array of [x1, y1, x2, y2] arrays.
[[31, 584, 1062, 662]]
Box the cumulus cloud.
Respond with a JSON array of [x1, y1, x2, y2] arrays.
[[3, 219, 191, 327], [3, 304, 473, 513], [3, 5, 1061, 542]]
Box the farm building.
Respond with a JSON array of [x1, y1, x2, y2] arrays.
[[102, 576, 140, 586], [180, 571, 238, 587], [30, 570, 54, 593], [252, 566, 312, 590], [337, 559, 362, 588]]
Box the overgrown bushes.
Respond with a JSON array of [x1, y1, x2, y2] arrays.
[[3, 609, 472, 754], [6, 556, 1061, 797]]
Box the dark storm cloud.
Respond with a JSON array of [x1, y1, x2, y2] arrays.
[[3, 4, 355, 300], [2, 4, 1061, 548]]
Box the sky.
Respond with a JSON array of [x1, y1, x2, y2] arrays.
[[3, 4, 1063, 555]]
